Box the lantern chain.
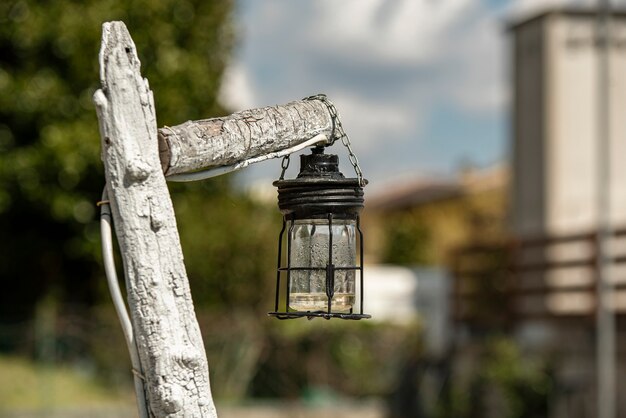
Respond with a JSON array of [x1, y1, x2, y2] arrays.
[[304, 94, 365, 187], [279, 154, 290, 180]]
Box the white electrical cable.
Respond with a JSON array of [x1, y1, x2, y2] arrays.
[[166, 133, 329, 182], [100, 189, 149, 418]]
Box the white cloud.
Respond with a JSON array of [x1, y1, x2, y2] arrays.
[[440, 12, 508, 112], [309, 0, 475, 66], [218, 62, 257, 110], [224, 0, 551, 186], [223, 0, 626, 189], [225, 0, 506, 116], [329, 90, 418, 150]]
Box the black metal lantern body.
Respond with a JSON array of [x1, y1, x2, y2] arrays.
[[269, 147, 370, 320]]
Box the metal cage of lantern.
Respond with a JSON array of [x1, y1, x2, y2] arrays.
[[269, 212, 369, 320], [267, 147, 371, 320]]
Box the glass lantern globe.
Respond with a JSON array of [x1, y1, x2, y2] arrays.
[[268, 146, 370, 320]]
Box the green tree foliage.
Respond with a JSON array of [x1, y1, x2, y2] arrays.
[[437, 337, 554, 418], [171, 182, 279, 311], [249, 321, 422, 399], [382, 212, 431, 265], [0, 0, 236, 321]]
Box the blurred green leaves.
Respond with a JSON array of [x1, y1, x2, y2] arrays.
[[0, 0, 235, 318], [437, 337, 554, 418], [382, 213, 431, 265], [170, 181, 279, 310], [249, 320, 422, 399]]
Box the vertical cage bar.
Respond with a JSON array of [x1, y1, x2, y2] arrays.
[[274, 219, 287, 312], [327, 213, 334, 313], [286, 216, 295, 311], [357, 215, 364, 315]]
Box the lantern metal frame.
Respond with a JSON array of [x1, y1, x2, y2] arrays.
[[268, 147, 371, 320]]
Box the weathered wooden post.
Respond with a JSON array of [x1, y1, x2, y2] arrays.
[[93, 21, 335, 417]]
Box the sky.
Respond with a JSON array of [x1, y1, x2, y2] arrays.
[[219, 0, 622, 193]]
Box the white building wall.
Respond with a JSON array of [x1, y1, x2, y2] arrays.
[[609, 18, 626, 227], [546, 14, 599, 234], [363, 265, 450, 356], [512, 11, 626, 237]]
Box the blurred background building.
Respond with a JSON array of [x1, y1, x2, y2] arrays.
[[512, 9, 626, 237], [364, 7, 626, 417]]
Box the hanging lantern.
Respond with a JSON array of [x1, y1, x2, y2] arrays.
[[268, 146, 370, 320]]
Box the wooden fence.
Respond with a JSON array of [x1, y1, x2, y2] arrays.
[[450, 228, 626, 326]]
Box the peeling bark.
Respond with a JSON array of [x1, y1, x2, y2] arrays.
[[93, 22, 217, 417], [158, 99, 333, 175]]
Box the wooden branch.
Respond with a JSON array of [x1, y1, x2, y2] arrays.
[[158, 99, 333, 175], [93, 22, 217, 417]]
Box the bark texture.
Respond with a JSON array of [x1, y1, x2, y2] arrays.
[[158, 99, 333, 175], [93, 22, 217, 417]]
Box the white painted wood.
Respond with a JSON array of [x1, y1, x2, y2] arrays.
[[158, 99, 334, 175], [93, 22, 217, 417]]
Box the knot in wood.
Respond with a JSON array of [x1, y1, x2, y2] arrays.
[[126, 157, 152, 182], [155, 383, 184, 414], [174, 346, 203, 371]]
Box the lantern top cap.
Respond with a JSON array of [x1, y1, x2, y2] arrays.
[[297, 146, 344, 179], [273, 147, 366, 218]]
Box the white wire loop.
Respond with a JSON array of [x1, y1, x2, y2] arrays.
[[99, 189, 149, 418]]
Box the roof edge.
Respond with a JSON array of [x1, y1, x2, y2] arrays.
[[506, 7, 626, 33]]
